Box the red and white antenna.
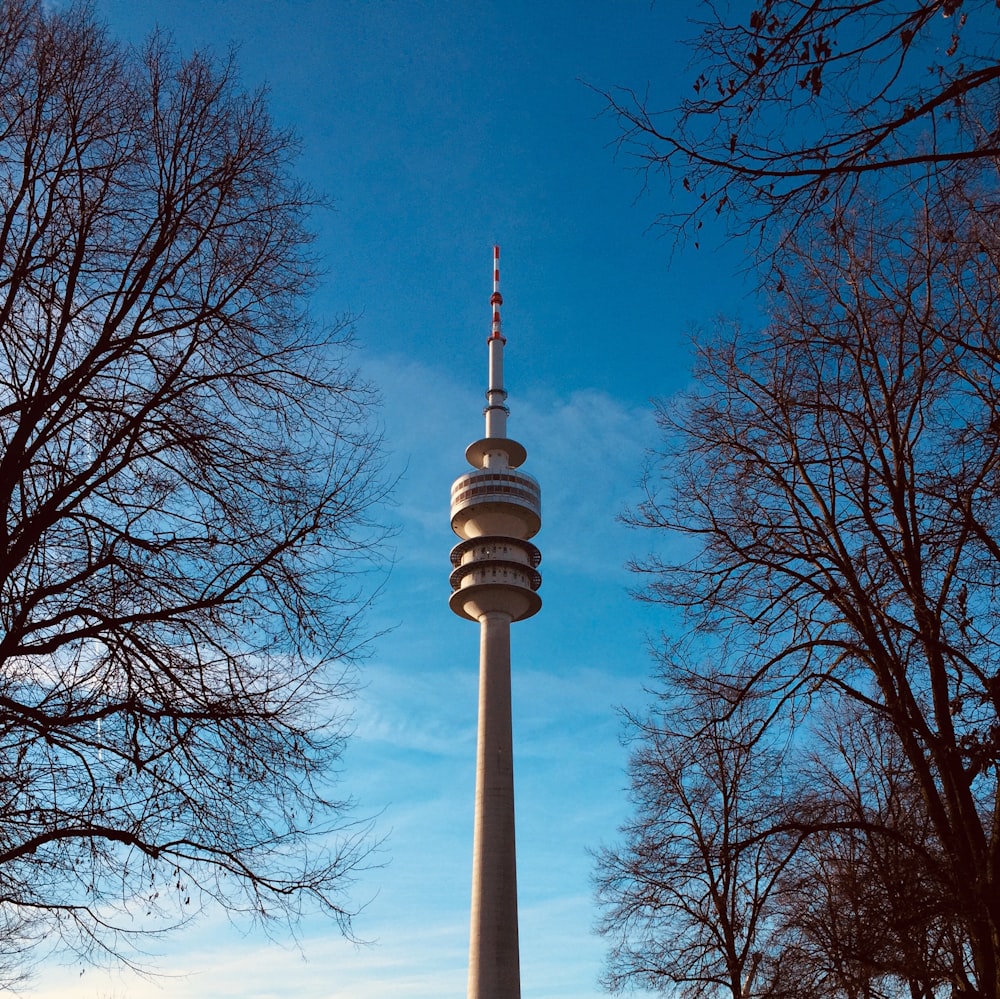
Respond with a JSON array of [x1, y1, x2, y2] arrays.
[[484, 245, 508, 440], [489, 244, 505, 343]]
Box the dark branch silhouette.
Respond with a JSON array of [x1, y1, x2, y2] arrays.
[[602, 184, 1000, 996], [0, 0, 388, 978], [600, 1, 1000, 240]]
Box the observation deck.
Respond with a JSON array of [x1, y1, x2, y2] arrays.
[[450, 467, 541, 541], [448, 535, 542, 622]]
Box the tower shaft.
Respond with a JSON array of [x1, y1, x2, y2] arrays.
[[468, 611, 520, 999]]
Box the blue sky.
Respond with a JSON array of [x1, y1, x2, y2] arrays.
[[31, 3, 757, 997]]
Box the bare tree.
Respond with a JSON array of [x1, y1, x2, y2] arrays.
[[0, 0, 387, 978], [594, 664, 972, 998], [625, 185, 1000, 995], [773, 701, 969, 999], [595, 668, 798, 999], [595, 656, 972, 999], [601, 1, 1000, 239]]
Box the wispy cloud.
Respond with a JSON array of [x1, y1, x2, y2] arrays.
[[365, 350, 655, 571]]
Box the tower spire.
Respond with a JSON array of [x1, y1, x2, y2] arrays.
[[449, 246, 542, 999], [469, 245, 526, 471], [484, 245, 508, 443], [490, 244, 504, 343]]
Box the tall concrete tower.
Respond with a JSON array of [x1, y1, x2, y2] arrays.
[[449, 246, 541, 999]]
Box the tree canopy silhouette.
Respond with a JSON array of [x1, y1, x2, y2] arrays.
[[600, 182, 1000, 996], [0, 0, 387, 977], [602, 1, 1000, 240]]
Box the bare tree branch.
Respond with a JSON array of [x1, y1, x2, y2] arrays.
[[606, 186, 1000, 996], [0, 0, 389, 980], [599, 1, 1000, 243]]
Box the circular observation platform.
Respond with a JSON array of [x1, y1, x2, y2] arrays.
[[449, 535, 542, 622], [450, 468, 541, 540]]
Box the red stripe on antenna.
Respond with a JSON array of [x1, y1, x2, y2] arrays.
[[489, 245, 506, 343]]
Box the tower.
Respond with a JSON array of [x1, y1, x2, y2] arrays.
[[449, 246, 541, 999]]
